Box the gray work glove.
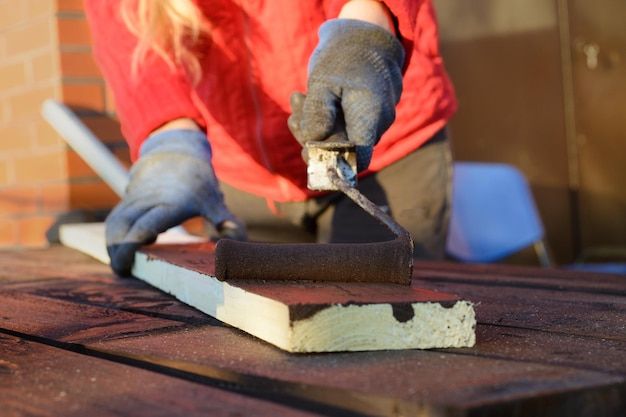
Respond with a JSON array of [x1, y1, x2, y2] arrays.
[[288, 19, 405, 172], [106, 130, 247, 276]]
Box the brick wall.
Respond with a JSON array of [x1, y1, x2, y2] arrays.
[[0, 0, 129, 249]]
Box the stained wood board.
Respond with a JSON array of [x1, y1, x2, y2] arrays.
[[59, 223, 476, 352], [3, 247, 626, 416], [1, 269, 624, 417], [0, 333, 321, 417], [411, 262, 626, 340]]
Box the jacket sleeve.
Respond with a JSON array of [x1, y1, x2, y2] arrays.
[[84, 0, 207, 161], [327, 0, 427, 67]]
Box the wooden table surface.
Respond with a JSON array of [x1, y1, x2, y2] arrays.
[[1, 245, 625, 417]]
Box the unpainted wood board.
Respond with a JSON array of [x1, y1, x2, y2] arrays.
[[136, 242, 476, 352], [0, 333, 322, 417], [57, 222, 204, 265]]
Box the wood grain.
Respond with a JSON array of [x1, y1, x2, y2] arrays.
[[135, 242, 476, 352], [2, 247, 626, 416], [0, 333, 322, 417], [59, 223, 476, 352], [411, 261, 626, 340]]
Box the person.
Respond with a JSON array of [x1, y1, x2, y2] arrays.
[[84, 0, 457, 276]]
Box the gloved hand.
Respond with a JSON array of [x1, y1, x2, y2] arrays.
[[106, 130, 247, 276], [288, 19, 405, 172]]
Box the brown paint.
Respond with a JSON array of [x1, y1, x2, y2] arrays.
[[214, 238, 413, 285], [139, 243, 465, 324]]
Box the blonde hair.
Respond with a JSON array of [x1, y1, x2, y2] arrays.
[[121, 0, 210, 84]]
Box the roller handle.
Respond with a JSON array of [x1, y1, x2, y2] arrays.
[[41, 99, 129, 197]]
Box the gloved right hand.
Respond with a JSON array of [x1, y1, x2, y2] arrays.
[[288, 19, 405, 172], [106, 130, 247, 276]]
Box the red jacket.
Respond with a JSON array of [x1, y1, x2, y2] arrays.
[[85, 0, 456, 202]]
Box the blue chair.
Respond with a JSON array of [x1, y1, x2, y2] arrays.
[[446, 162, 553, 266]]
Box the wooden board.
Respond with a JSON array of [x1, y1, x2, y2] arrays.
[[58, 222, 205, 264], [59, 223, 476, 352], [0, 333, 321, 417], [2, 247, 626, 416], [411, 261, 626, 340]]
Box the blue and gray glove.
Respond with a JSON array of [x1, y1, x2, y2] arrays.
[[106, 130, 246, 276], [288, 19, 405, 172]]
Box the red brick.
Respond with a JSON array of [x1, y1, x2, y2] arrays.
[[0, 186, 39, 216], [0, 3, 24, 31], [104, 84, 117, 114], [17, 214, 55, 247], [62, 82, 106, 112], [113, 148, 132, 169], [5, 19, 53, 56], [69, 180, 120, 210], [25, 0, 55, 19], [34, 119, 65, 148], [9, 85, 57, 121], [57, 17, 92, 47], [0, 124, 35, 153], [66, 149, 98, 179], [31, 51, 58, 83], [0, 61, 27, 91], [40, 182, 70, 212], [80, 115, 125, 144], [60, 50, 101, 78], [56, 0, 84, 13], [14, 150, 66, 184], [0, 218, 18, 246], [0, 98, 8, 125], [0, 161, 10, 186]]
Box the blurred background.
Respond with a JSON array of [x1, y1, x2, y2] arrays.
[[0, 0, 624, 266]]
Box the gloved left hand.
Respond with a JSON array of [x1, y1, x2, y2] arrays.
[[106, 130, 247, 276], [288, 19, 405, 172]]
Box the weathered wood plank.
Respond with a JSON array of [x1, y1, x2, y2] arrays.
[[3, 282, 624, 416], [3, 276, 218, 325], [411, 270, 626, 341], [0, 245, 111, 283], [0, 274, 438, 416], [0, 290, 188, 343], [469, 324, 626, 375], [5, 256, 624, 378], [90, 325, 626, 417], [3, 246, 626, 416], [413, 260, 626, 296], [0, 333, 323, 417]]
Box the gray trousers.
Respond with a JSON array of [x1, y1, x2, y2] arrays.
[[220, 129, 452, 260]]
